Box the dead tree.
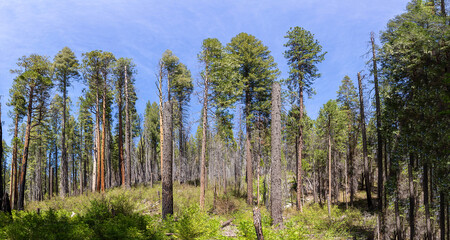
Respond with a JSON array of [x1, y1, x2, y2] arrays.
[[357, 72, 372, 210], [162, 102, 173, 219], [270, 82, 283, 226]]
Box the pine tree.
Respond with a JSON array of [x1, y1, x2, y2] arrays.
[[226, 32, 279, 205], [336, 75, 360, 206], [53, 46, 79, 198], [11, 54, 53, 210], [162, 50, 193, 184], [283, 26, 326, 211]]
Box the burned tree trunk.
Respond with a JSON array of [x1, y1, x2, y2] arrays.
[[162, 102, 173, 219], [270, 82, 283, 226]]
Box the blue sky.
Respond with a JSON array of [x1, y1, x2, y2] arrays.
[[0, 0, 410, 145]]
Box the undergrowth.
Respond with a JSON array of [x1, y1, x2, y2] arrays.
[[0, 184, 375, 239]]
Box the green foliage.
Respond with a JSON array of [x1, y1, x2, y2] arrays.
[[4, 209, 92, 240], [173, 205, 220, 240], [226, 32, 279, 125], [53, 46, 80, 91], [283, 26, 326, 100]]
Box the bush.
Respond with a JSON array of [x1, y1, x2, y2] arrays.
[[83, 196, 149, 239], [5, 209, 92, 240], [174, 204, 220, 240]]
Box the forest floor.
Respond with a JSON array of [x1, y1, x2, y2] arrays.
[[0, 183, 377, 239]]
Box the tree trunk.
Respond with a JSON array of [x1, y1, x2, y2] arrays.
[[327, 115, 332, 218], [424, 162, 431, 240], [179, 104, 185, 184], [297, 85, 304, 212], [253, 207, 264, 240], [162, 102, 173, 219], [344, 149, 348, 209], [55, 144, 59, 195], [371, 31, 384, 238], [357, 72, 373, 210], [270, 82, 283, 226], [118, 84, 125, 187], [409, 153, 415, 240], [257, 133, 260, 206], [245, 90, 253, 205], [9, 114, 19, 209], [395, 165, 402, 240], [158, 62, 164, 186], [441, 0, 446, 17], [101, 90, 107, 192], [95, 87, 101, 192], [79, 122, 84, 195], [61, 79, 68, 198], [17, 86, 34, 210], [349, 123, 355, 206], [440, 191, 446, 240], [0, 101, 3, 198], [125, 65, 131, 188]]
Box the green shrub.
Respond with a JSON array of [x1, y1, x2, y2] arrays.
[[83, 197, 149, 239], [5, 209, 92, 240], [174, 204, 220, 240]]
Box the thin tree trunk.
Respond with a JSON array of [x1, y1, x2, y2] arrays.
[[371, 31, 384, 239], [101, 90, 106, 192], [270, 82, 283, 226], [17, 86, 34, 210], [179, 104, 185, 184], [440, 190, 445, 240], [118, 84, 125, 186], [157, 61, 165, 181], [80, 122, 84, 195], [297, 85, 304, 212], [61, 79, 68, 198], [409, 153, 415, 240], [257, 130, 261, 206], [245, 90, 253, 205], [162, 102, 173, 219], [395, 164, 402, 240], [0, 101, 3, 198], [344, 150, 348, 209], [9, 114, 19, 209], [55, 143, 59, 195], [327, 115, 332, 218], [125, 65, 131, 188], [357, 72, 373, 210], [95, 87, 101, 192], [424, 162, 431, 240]]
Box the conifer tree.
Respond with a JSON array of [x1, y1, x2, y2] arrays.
[[53, 46, 79, 198], [283, 26, 326, 211], [227, 33, 279, 205]]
